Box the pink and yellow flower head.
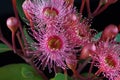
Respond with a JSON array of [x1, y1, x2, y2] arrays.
[[26, 25, 77, 71], [93, 42, 120, 80], [67, 18, 94, 47], [22, 0, 75, 26], [22, 0, 94, 72]]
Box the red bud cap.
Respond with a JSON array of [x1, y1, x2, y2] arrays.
[[6, 17, 19, 32], [80, 43, 96, 59], [100, 24, 118, 41]]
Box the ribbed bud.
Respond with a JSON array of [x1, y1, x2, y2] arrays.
[[80, 43, 96, 59], [100, 24, 118, 41], [6, 17, 19, 32]]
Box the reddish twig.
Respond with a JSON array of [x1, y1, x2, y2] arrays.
[[16, 31, 26, 56], [88, 59, 95, 80], [86, 0, 92, 18], [0, 26, 13, 50], [80, 0, 86, 13], [12, 0, 27, 48]]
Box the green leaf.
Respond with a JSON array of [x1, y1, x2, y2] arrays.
[[94, 32, 102, 39], [81, 73, 99, 79], [23, 27, 34, 43], [94, 32, 120, 42], [81, 73, 94, 78], [0, 43, 11, 53], [115, 34, 120, 42], [16, 0, 26, 22], [23, 27, 36, 50], [51, 73, 72, 80], [0, 63, 43, 80], [21, 67, 34, 78]]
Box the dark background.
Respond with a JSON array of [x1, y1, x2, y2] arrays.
[[0, 0, 120, 78]]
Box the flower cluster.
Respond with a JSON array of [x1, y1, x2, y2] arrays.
[[22, 0, 94, 71], [0, 0, 119, 80], [21, 0, 120, 79], [93, 41, 120, 80]]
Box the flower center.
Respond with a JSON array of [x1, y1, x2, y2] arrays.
[[43, 7, 58, 17], [47, 36, 63, 50], [105, 55, 116, 68]]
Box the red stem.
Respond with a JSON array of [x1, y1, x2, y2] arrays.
[[12, 32, 16, 53], [73, 70, 86, 80], [0, 26, 13, 49], [88, 59, 95, 79], [64, 69, 68, 80], [16, 31, 26, 56], [91, 69, 101, 80], [12, 0, 27, 48], [92, 1, 102, 17], [79, 58, 91, 73], [0, 37, 13, 50], [12, 0, 19, 19], [93, 4, 109, 17], [80, 0, 86, 13], [86, 0, 92, 18]]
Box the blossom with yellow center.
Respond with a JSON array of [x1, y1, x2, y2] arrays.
[[26, 25, 77, 71], [22, 0, 75, 26], [93, 42, 120, 80]]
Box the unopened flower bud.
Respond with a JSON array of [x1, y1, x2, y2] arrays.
[[6, 17, 19, 32], [6, 17, 19, 53], [65, 13, 78, 27], [100, 24, 118, 41], [80, 43, 96, 59]]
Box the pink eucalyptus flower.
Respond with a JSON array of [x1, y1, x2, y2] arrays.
[[26, 25, 77, 71], [62, 14, 94, 47], [22, 0, 75, 26], [93, 41, 120, 80]]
